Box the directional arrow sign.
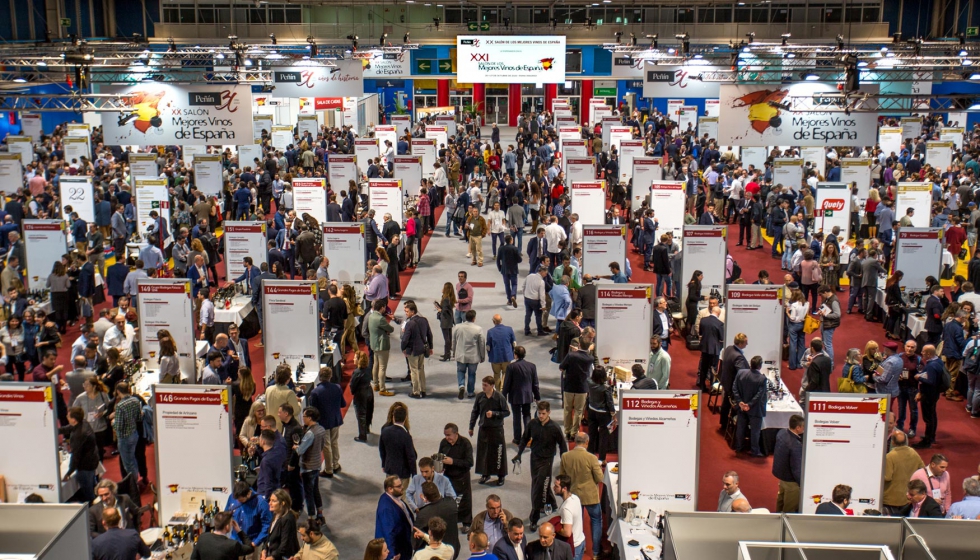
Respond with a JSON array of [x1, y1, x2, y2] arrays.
[[415, 60, 432, 74], [968, 27, 978, 37], [467, 22, 478, 31], [438, 60, 452, 72], [480, 22, 491, 31]]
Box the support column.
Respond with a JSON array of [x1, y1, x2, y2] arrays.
[[508, 83, 521, 127], [437, 79, 450, 108], [472, 83, 486, 119], [544, 83, 557, 113], [580, 79, 593, 127]]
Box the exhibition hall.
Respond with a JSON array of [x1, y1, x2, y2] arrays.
[[1, 1, 980, 559]]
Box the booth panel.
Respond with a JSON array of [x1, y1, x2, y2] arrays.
[[664, 512, 784, 560], [783, 516, 905, 560], [38, 504, 91, 560], [0, 504, 89, 559], [905, 518, 980, 560], [899, 535, 938, 560]]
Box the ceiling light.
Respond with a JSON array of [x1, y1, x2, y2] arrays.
[[803, 72, 819, 81], [968, 73, 980, 80], [963, 59, 975, 66], [781, 33, 791, 46], [215, 53, 225, 60], [244, 58, 252, 66], [857, 61, 868, 67], [13, 77, 26, 83], [37, 61, 47, 67], [960, 49, 969, 57], [785, 53, 796, 59]]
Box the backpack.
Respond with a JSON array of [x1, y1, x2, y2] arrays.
[[730, 258, 741, 282], [964, 342, 980, 376]]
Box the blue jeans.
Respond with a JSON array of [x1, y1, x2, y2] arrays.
[[969, 372, 980, 415], [75, 470, 97, 503], [502, 273, 518, 301], [454, 309, 465, 325], [788, 321, 804, 369], [782, 247, 793, 270], [491, 232, 505, 256], [897, 385, 919, 433], [573, 541, 585, 560], [117, 432, 139, 481], [656, 273, 672, 297], [820, 326, 836, 369], [457, 362, 478, 395], [584, 503, 602, 556], [446, 211, 459, 235], [771, 230, 783, 256], [301, 469, 322, 517], [847, 284, 864, 312], [514, 228, 524, 252]]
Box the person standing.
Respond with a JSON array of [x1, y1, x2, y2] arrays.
[[469, 376, 510, 486], [896, 340, 922, 436], [522, 266, 549, 336], [496, 235, 522, 308], [59, 406, 99, 503], [502, 346, 540, 445], [817, 286, 841, 367], [732, 356, 769, 457], [307, 367, 346, 478], [526, 523, 573, 560], [455, 271, 475, 324], [514, 401, 567, 531], [379, 405, 417, 491], [376, 476, 415, 560], [558, 340, 592, 441], [191, 511, 255, 560], [401, 300, 434, 399], [555, 474, 587, 560], [646, 335, 671, 390], [453, 310, 486, 400], [466, 207, 488, 266], [882, 431, 925, 515], [558, 433, 604, 558], [486, 315, 516, 391], [772, 414, 804, 513], [110, 382, 141, 482], [438, 423, 475, 533], [368, 300, 396, 397], [698, 308, 725, 392], [914, 344, 943, 449], [941, 310, 968, 402]]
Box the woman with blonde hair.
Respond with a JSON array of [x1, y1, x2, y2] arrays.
[[340, 284, 362, 355], [865, 189, 882, 239], [433, 282, 456, 361], [861, 341, 883, 393], [786, 289, 810, 370], [231, 367, 256, 436], [839, 348, 867, 393], [238, 400, 266, 448]]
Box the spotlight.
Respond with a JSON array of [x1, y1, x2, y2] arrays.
[[404, 32, 410, 43], [380, 33, 387, 46], [269, 34, 277, 45], [802, 72, 819, 81], [614, 32, 623, 44], [675, 33, 690, 55], [960, 49, 969, 57], [433, 17, 440, 30], [168, 38, 177, 53], [892, 32, 902, 43], [967, 72, 980, 80], [244, 58, 253, 66], [646, 34, 658, 49], [550, 18, 557, 30], [745, 32, 755, 44], [781, 33, 791, 46], [307, 36, 317, 57]]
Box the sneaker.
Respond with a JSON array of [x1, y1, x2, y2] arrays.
[[908, 429, 916, 438], [379, 390, 395, 397], [458, 387, 466, 400]]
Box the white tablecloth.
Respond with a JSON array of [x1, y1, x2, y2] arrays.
[[604, 463, 663, 560], [214, 295, 253, 325], [761, 379, 804, 431], [60, 453, 106, 498], [907, 312, 926, 338]]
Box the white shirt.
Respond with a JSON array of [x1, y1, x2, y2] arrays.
[[569, 221, 583, 246], [522, 273, 548, 308], [103, 324, 136, 361], [559, 493, 586, 547], [544, 223, 567, 253], [200, 298, 215, 327], [488, 210, 506, 234]]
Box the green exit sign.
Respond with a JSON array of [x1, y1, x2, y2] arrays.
[[480, 22, 490, 31], [968, 27, 979, 37], [60, 18, 71, 27], [594, 87, 616, 97], [467, 22, 478, 31]]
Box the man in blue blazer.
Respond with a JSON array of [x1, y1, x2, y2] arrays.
[[105, 252, 130, 307], [307, 367, 346, 477], [187, 254, 210, 298], [815, 484, 851, 515], [232, 257, 261, 296], [375, 476, 415, 560], [493, 518, 528, 560]]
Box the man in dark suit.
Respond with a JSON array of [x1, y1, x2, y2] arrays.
[[90, 507, 151, 560], [191, 511, 254, 560], [651, 296, 673, 353], [526, 227, 548, 275], [414, 482, 461, 559], [718, 332, 750, 429], [815, 484, 851, 515], [732, 355, 769, 457], [267, 240, 286, 275], [497, 234, 523, 308], [699, 204, 717, 225], [105, 252, 130, 307], [232, 257, 261, 296], [605, 205, 625, 226], [698, 307, 725, 393], [187, 254, 210, 298], [526, 522, 573, 560], [379, 405, 417, 485], [376, 475, 415, 560], [251, 263, 277, 335], [493, 518, 528, 560], [88, 479, 140, 538], [575, 275, 598, 329], [802, 338, 833, 394], [900, 479, 945, 518]]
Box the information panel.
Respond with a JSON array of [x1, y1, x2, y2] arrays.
[[879, 127, 903, 156], [558, 126, 581, 155], [698, 116, 718, 142], [926, 141, 953, 172], [425, 126, 448, 152], [224, 222, 268, 281], [411, 138, 437, 176], [238, 142, 263, 171], [297, 114, 318, 137], [564, 158, 596, 185], [154, 385, 234, 524], [582, 225, 627, 278], [271, 125, 292, 150], [355, 138, 380, 176], [562, 140, 588, 158], [631, 158, 663, 213], [23, 220, 66, 291], [0, 153, 21, 184], [63, 136, 91, 164], [608, 126, 632, 155], [134, 178, 171, 238], [814, 182, 851, 242], [725, 286, 783, 374], [182, 145, 206, 165], [618, 390, 700, 515], [619, 140, 645, 183], [368, 179, 405, 221], [192, 154, 223, 196], [328, 154, 358, 191], [570, 181, 606, 225], [939, 128, 964, 150], [895, 228, 943, 293], [800, 394, 888, 515], [58, 176, 95, 224], [393, 156, 424, 197], [7, 136, 33, 166], [253, 114, 273, 140], [137, 279, 197, 380], [649, 181, 686, 240], [840, 158, 872, 207], [129, 153, 159, 181], [596, 285, 652, 369], [292, 177, 327, 224], [21, 113, 42, 141], [900, 116, 923, 140], [801, 146, 826, 180], [742, 146, 767, 173], [322, 223, 366, 287], [896, 183, 932, 228], [681, 226, 727, 303], [375, 125, 397, 159], [0, 382, 60, 502], [262, 280, 319, 379], [773, 158, 804, 193]]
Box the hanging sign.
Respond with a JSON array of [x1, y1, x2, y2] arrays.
[[272, 60, 364, 98], [58, 175, 95, 224]]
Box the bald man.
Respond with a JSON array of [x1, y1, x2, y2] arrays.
[[209, 333, 237, 383], [486, 314, 516, 391], [526, 522, 573, 560]]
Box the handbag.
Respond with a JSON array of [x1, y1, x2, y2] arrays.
[[959, 248, 968, 260], [803, 313, 821, 334], [838, 364, 867, 393], [810, 261, 823, 283]]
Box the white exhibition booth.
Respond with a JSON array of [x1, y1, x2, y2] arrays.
[[0, 153, 21, 184], [136, 278, 198, 382], [570, 181, 606, 225], [355, 138, 380, 174], [564, 157, 597, 185], [129, 152, 158, 180], [193, 154, 223, 196], [261, 279, 320, 380], [894, 228, 943, 293], [895, 182, 933, 228], [134, 178, 170, 240], [814, 182, 852, 242], [724, 285, 783, 375], [223, 221, 269, 281], [926, 141, 953, 171], [328, 154, 359, 191], [58, 176, 95, 224], [292, 177, 328, 224], [7, 135, 33, 165], [773, 158, 804, 193], [368, 178, 405, 221], [412, 138, 438, 175], [650, 181, 687, 240], [582, 225, 628, 278], [558, 126, 581, 154], [618, 140, 645, 183], [840, 158, 872, 207], [562, 139, 589, 158], [631, 157, 664, 213], [23, 219, 67, 291], [393, 156, 424, 197], [596, 284, 652, 370], [322, 223, 366, 288], [0, 382, 62, 503], [681, 226, 728, 304]]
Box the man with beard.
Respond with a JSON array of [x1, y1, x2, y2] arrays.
[[438, 423, 474, 533], [469, 376, 510, 487]]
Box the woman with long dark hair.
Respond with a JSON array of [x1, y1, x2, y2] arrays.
[[685, 270, 703, 330], [587, 366, 616, 463], [0, 316, 26, 380], [884, 270, 906, 339], [231, 367, 256, 436], [349, 351, 375, 442], [433, 282, 456, 361], [73, 376, 113, 458], [47, 261, 71, 333], [157, 329, 181, 383], [264, 489, 300, 560]]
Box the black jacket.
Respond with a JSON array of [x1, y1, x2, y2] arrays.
[[527, 539, 574, 560], [556, 319, 582, 363], [60, 420, 100, 476], [265, 511, 300, 560], [401, 314, 433, 357], [804, 354, 833, 393], [469, 390, 510, 430], [899, 496, 945, 518], [815, 502, 846, 515], [516, 418, 567, 461], [588, 380, 616, 414], [651, 308, 672, 341], [719, 345, 750, 393], [502, 359, 540, 405], [88, 496, 140, 538], [379, 424, 418, 478], [191, 531, 255, 560], [494, 537, 529, 560], [699, 315, 725, 356], [732, 368, 768, 418], [496, 243, 523, 276], [575, 284, 597, 320], [772, 428, 803, 483], [438, 435, 474, 481], [652, 243, 671, 274], [414, 497, 461, 557]]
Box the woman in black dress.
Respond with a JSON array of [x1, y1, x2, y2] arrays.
[[265, 489, 300, 560], [46, 261, 71, 333], [230, 367, 256, 436], [349, 351, 375, 442], [384, 234, 401, 297], [686, 270, 704, 332], [587, 366, 616, 463]]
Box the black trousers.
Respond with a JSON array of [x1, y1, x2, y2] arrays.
[[442, 327, 452, 358], [720, 389, 734, 430], [529, 456, 557, 522], [698, 352, 718, 390], [920, 391, 939, 443], [511, 402, 531, 442], [282, 467, 305, 512], [447, 473, 473, 525], [738, 221, 750, 244], [475, 426, 508, 478], [587, 410, 613, 462]]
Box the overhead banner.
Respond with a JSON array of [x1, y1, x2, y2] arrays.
[[238, 142, 263, 170], [363, 50, 411, 78], [58, 175, 95, 224], [154, 385, 234, 524], [224, 222, 268, 282], [725, 286, 783, 374], [134, 178, 171, 239], [650, 181, 686, 241], [297, 114, 319, 137], [800, 394, 888, 515], [814, 182, 852, 242], [129, 152, 159, 180], [611, 55, 644, 78], [411, 138, 437, 176], [21, 113, 42, 141], [193, 154, 223, 196], [323, 224, 366, 287], [262, 280, 319, 378], [0, 154, 21, 185], [23, 220, 66, 291], [356, 138, 380, 174], [393, 156, 424, 197], [455, 35, 567, 84], [681, 226, 727, 303], [582, 225, 627, 278], [717, 84, 877, 147], [63, 136, 91, 163], [137, 279, 196, 380], [424, 126, 448, 152], [328, 154, 359, 191], [564, 158, 596, 186], [741, 146, 767, 173], [368, 178, 405, 221], [631, 158, 664, 213], [102, 84, 253, 145], [7, 135, 33, 166], [0, 382, 60, 503], [878, 127, 903, 157], [272, 60, 364, 98], [643, 66, 722, 98], [895, 182, 932, 228], [840, 158, 872, 207], [253, 114, 273, 140], [562, 140, 588, 158], [698, 117, 718, 142], [619, 140, 645, 183], [570, 181, 606, 225], [596, 285, 652, 369], [773, 158, 804, 193], [618, 390, 700, 515], [271, 125, 292, 150], [292, 177, 327, 224], [895, 229, 943, 293], [925, 141, 953, 172]]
